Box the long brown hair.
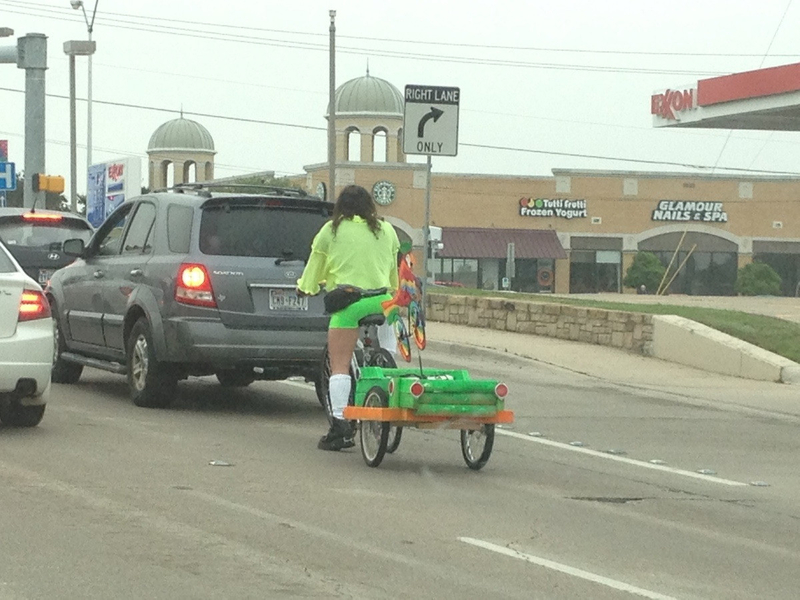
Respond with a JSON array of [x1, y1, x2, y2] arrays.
[[330, 185, 382, 238]]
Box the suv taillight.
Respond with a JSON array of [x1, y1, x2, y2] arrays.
[[175, 263, 217, 308], [18, 289, 52, 322]]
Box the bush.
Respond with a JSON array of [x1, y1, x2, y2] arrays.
[[623, 252, 665, 293], [735, 262, 782, 296]]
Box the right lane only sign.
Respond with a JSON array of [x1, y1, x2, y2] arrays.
[[403, 85, 460, 157]]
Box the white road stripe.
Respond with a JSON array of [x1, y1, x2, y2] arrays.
[[497, 429, 747, 486], [276, 379, 314, 390], [459, 537, 677, 600]]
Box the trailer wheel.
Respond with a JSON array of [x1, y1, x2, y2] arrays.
[[460, 424, 495, 470]]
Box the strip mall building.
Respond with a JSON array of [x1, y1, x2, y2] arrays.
[[291, 66, 800, 296]]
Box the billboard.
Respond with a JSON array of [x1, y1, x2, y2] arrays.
[[86, 157, 142, 227]]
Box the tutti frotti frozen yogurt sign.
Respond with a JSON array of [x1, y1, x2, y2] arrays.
[[652, 200, 728, 223], [519, 197, 587, 219]]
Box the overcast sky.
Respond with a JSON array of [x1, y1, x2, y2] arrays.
[[2, 0, 800, 198]]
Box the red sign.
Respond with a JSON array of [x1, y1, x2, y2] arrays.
[[651, 89, 697, 120], [107, 163, 124, 181], [0, 140, 7, 161]]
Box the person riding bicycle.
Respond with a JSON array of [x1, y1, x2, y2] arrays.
[[296, 185, 400, 451]]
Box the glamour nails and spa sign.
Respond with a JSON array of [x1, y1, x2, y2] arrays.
[[652, 200, 728, 222], [519, 197, 587, 219]]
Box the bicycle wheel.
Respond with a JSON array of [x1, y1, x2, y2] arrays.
[[315, 346, 331, 408], [317, 345, 358, 423], [460, 424, 495, 471], [360, 386, 390, 467], [368, 349, 402, 454]]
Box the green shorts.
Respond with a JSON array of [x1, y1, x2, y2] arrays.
[[328, 293, 393, 329]]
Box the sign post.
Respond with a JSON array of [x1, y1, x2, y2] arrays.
[[403, 84, 460, 296], [0, 141, 10, 207]]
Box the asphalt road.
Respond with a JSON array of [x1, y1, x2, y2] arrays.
[[1, 348, 799, 600]]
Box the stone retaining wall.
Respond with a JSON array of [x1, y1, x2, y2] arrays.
[[426, 293, 655, 354]]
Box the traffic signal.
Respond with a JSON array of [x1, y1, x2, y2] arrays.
[[31, 173, 65, 194]]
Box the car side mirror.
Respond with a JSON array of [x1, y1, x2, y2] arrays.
[[63, 238, 85, 257]]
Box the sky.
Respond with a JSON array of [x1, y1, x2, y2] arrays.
[[2, 0, 800, 199]]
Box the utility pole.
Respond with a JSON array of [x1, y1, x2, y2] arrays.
[[327, 10, 336, 202], [19, 34, 47, 209]]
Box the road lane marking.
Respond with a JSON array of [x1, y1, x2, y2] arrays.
[[459, 537, 677, 600], [497, 430, 747, 486], [277, 380, 314, 390]]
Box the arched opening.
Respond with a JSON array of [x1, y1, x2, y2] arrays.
[[372, 127, 388, 162], [165, 161, 175, 188], [159, 160, 171, 189], [638, 230, 738, 295], [346, 127, 361, 162], [183, 161, 197, 183]]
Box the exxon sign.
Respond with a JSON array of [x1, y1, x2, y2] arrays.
[[651, 88, 697, 121]]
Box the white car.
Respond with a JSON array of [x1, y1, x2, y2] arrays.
[[0, 240, 54, 427]]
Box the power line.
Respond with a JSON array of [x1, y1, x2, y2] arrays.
[[0, 2, 734, 77], [1, 85, 798, 177], [7, 0, 800, 59]]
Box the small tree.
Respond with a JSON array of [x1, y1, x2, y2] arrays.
[[623, 251, 665, 293], [735, 262, 782, 296]]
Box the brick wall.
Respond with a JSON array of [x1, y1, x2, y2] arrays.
[[426, 293, 655, 354]]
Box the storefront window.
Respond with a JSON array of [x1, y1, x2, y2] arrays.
[[655, 251, 736, 295], [569, 251, 621, 293]]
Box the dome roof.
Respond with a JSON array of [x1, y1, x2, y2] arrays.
[[147, 117, 215, 152], [330, 74, 404, 116]]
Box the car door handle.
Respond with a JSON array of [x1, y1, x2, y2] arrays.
[[130, 269, 143, 277], [93, 270, 104, 279]]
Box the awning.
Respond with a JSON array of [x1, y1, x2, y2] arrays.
[[439, 228, 567, 259], [652, 62, 800, 131]]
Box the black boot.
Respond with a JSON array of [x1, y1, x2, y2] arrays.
[[317, 419, 355, 451]]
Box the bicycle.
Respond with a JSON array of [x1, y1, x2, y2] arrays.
[[318, 312, 403, 453]]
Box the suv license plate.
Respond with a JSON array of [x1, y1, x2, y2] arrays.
[[38, 269, 54, 284], [268, 289, 308, 311]]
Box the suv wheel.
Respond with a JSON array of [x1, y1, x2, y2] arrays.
[[50, 303, 83, 384], [127, 318, 177, 408], [216, 370, 255, 388], [0, 403, 46, 427]]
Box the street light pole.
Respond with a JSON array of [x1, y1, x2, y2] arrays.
[[327, 10, 336, 202], [63, 40, 94, 213], [72, 0, 98, 171]]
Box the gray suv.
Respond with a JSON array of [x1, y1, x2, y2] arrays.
[[46, 186, 332, 408]]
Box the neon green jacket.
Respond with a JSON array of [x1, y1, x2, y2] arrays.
[[297, 216, 400, 295]]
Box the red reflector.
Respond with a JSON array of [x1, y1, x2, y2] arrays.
[[18, 289, 52, 322], [409, 380, 424, 398], [22, 212, 63, 222], [494, 383, 509, 399], [175, 263, 216, 308]]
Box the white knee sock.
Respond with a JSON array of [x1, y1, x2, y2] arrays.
[[328, 374, 351, 420]]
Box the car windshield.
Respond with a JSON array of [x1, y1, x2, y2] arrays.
[[199, 203, 328, 259], [0, 217, 93, 250]]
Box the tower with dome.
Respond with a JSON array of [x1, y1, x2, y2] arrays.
[[146, 115, 216, 190]]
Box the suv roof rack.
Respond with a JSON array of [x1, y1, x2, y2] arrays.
[[158, 182, 313, 198]]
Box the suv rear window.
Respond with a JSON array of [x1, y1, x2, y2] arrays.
[[0, 216, 93, 250], [199, 204, 329, 259]]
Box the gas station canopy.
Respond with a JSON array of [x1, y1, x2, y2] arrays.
[[651, 62, 800, 131]]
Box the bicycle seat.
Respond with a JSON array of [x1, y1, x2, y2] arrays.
[[359, 314, 386, 327]]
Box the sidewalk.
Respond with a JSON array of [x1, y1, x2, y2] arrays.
[[425, 320, 800, 418]]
